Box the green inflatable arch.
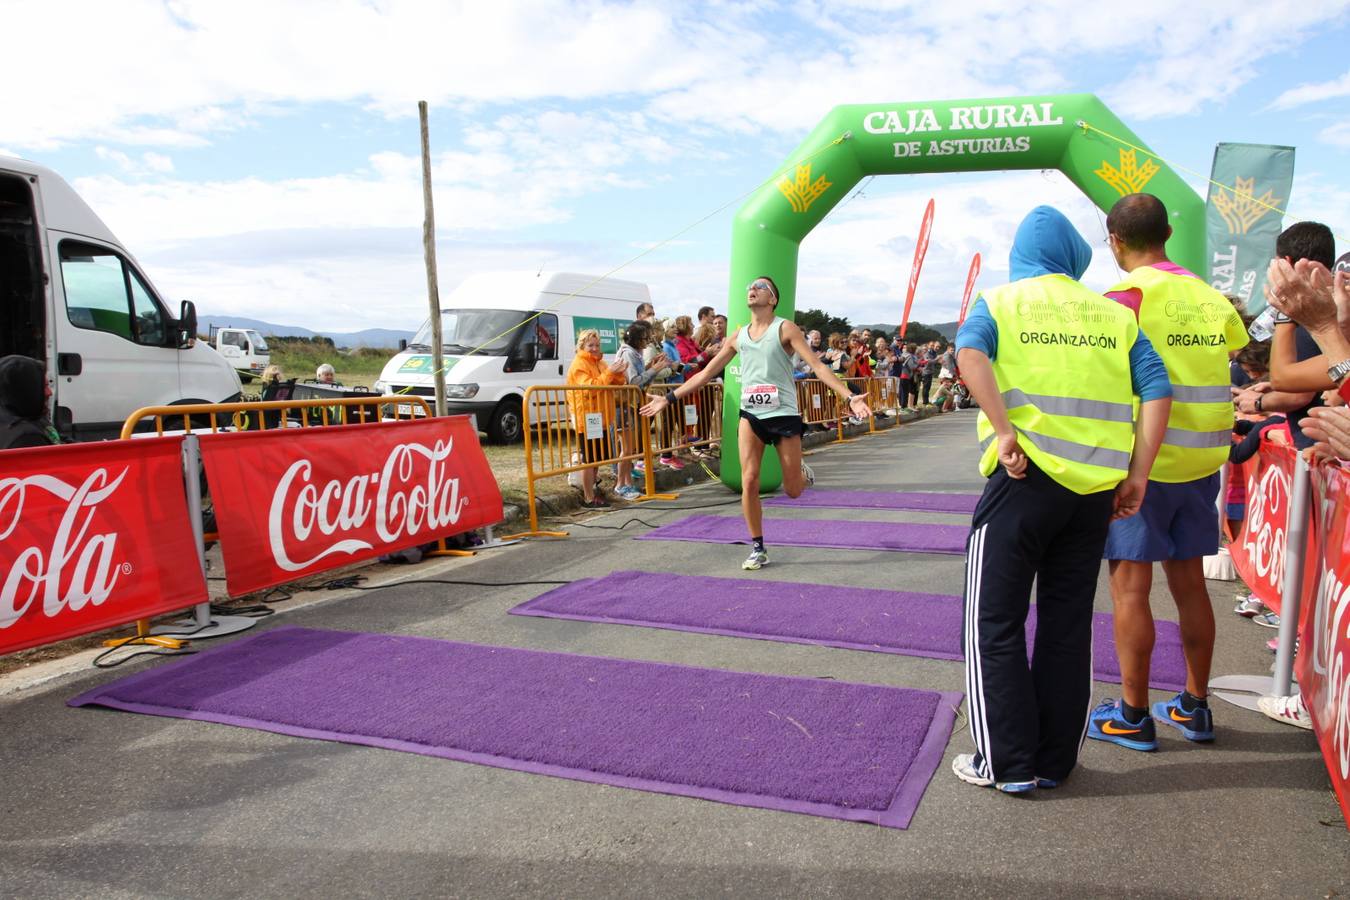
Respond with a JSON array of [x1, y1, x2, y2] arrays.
[[721, 92, 1204, 492]]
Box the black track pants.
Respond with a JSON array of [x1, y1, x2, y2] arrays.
[[963, 462, 1115, 783]]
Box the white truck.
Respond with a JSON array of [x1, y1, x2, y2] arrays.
[[374, 271, 650, 443], [0, 157, 242, 440], [208, 325, 271, 381]]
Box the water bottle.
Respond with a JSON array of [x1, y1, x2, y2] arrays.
[[1249, 307, 1277, 342]]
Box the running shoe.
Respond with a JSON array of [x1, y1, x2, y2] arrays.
[[1086, 698, 1158, 751], [580, 495, 611, 511], [615, 485, 642, 501], [1257, 693, 1313, 730], [800, 462, 815, 487], [1267, 637, 1279, 652], [742, 547, 769, 570], [950, 754, 1037, 794], [1234, 595, 1265, 618], [660, 456, 686, 470], [1252, 611, 1281, 628], [1152, 693, 1215, 742]]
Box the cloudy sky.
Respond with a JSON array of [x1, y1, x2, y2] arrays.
[[4, 0, 1350, 332]]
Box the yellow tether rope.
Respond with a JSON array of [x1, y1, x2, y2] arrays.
[[397, 132, 851, 392]]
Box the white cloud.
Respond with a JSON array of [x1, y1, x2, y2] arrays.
[[1101, 2, 1350, 120], [1319, 121, 1350, 150], [1269, 70, 1350, 110]]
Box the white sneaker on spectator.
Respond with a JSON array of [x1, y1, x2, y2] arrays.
[[1234, 595, 1265, 618], [800, 462, 815, 487], [1257, 693, 1313, 730], [1252, 611, 1281, 628]]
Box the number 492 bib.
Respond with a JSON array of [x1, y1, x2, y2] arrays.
[[742, 384, 779, 411]]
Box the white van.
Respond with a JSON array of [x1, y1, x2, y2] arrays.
[[0, 158, 242, 440], [374, 271, 650, 442]]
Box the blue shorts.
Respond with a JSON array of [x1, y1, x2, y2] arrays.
[[1104, 473, 1220, 562]]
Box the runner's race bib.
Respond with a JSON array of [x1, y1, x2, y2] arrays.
[[743, 384, 779, 410]]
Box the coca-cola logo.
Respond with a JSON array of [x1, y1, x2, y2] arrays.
[[1242, 462, 1290, 589], [0, 468, 128, 630], [268, 439, 469, 571], [1309, 563, 1350, 779]]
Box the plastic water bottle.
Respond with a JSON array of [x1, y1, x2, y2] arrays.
[[1249, 307, 1277, 342]]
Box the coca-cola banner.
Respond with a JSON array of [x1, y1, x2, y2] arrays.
[[200, 417, 502, 596], [1301, 464, 1350, 827], [1, 437, 207, 656], [1230, 442, 1299, 615]]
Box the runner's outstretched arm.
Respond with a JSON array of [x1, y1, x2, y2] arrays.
[[783, 321, 872, 419], [640, 330, 740, 416]]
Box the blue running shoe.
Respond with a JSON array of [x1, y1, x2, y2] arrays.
[[1153, 693, 1215, 742], [1034, 775, 1061, 789], [1086, 698, 1158, 751]]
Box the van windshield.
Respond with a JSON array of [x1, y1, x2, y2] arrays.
[[407, 309, 527, 355], [246, 330, 269, 352]]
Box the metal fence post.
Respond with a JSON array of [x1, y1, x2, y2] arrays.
[[149, 434, 257, 640], [1211, 451, 1311, 709]]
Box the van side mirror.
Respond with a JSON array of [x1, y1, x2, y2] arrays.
[[177, 300, 198, 349], [398, 338, 408, 352]]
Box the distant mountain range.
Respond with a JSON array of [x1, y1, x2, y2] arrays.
[[199, 316, 414, 349], [858, 321, 961, 340]]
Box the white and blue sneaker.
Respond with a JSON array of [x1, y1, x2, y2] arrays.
[[742, 547, 769, 570], [615, 485, 643, 502], [950, 754, 1037, 794]]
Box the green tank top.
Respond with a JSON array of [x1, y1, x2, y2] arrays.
[[737, 317, 799, 418]]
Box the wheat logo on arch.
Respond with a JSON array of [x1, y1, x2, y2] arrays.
[[777, 163, 832, 213], [1095, 149, 1160, 196]]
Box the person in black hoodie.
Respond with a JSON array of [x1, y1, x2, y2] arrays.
[[0, 355, 57, 450]]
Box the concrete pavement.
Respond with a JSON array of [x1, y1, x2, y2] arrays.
[[1, 411, 1346, 898]]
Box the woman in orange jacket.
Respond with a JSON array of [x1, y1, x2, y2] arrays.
[[567, 329, 630, 508]]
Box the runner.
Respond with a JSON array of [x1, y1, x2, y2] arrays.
[[640, 276, 871, 570]]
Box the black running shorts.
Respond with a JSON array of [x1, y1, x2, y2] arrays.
[[739, 409, 806, 446]]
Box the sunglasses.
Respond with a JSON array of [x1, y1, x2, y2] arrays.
[[746, 280, 777, 296]]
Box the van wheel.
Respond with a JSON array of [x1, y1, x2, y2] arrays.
[[487, 397, 524, 444]]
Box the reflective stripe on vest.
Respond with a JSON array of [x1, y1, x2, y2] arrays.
[[976, 274, 1139, 495], [1115, 265, 1241, 483], [1162, 426, 1232, 450], [1169, 383, 1232, 404], [981, 429, 1133, 471], [1002, 388, 1134, 423]]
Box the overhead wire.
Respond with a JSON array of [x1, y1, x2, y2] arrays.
[[396, 130, 854, 391], [1077, 119, 1347, 246]]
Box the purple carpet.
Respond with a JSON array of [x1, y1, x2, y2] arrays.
[[511, 571, 1187, 692], [637, 515, 969, 555], [765, 490, 979, 514], [69, 626, 961, 829]]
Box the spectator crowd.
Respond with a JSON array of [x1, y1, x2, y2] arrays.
[[563, 299, 967, 508]]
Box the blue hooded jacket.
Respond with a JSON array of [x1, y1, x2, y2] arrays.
[[954, 206, 1169, 400]]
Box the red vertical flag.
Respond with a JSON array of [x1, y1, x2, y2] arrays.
[[958, 252, 982, 325], [900, 198, 935, 339]]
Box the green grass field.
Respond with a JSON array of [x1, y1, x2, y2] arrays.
[[255, 339, 395, 388]]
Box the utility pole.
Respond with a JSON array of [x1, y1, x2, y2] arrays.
[[419, 100, 447, 417]]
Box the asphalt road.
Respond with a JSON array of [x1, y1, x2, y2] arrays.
[[2, 411, 1346, 899]]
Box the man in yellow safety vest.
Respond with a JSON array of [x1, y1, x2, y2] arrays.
[[952, 205, 1171, 793], [1088, 193, 1248, 752]]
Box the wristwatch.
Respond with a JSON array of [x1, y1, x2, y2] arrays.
[[1254, 395, 1263, 413], [1327, 359, 1350, 384]]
